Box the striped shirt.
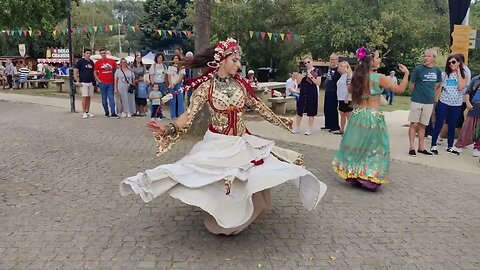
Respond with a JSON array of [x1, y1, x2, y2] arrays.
[[18, 67, 30, 80]]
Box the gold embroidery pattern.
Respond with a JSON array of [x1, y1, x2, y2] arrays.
[[246, 96, 293, 132], [154, 81, 210, 156]]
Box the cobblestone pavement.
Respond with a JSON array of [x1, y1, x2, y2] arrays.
[[0, 100, 479, 270]]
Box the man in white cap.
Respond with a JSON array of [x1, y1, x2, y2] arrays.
[[247, 70, 258, 87]]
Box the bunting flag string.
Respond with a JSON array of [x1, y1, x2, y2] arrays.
[[1, 24, 194, 38], [248, 31, 304, 43]]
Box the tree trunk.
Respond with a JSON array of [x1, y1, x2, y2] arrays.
[[189, 0, 211, 136]]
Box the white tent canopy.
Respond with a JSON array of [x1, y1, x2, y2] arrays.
[[142, 52, 155, 65], [90, 54, 120, 63]]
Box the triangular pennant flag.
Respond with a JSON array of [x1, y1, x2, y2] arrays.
[[6, 30, 11, 36], [301, 35, 306, 42], [182, 31, 187, 36], [156, 29, 161, 35], [37, 30, 42, 37], [103, 25, 108, 31], [162, 30, 167, 37], [135, 25, 140, 32], [260, 32, 266, 39], [18, 30, 23, 36], [172, 29, 177, 36], [280, 33, 285, 40], [23, 30, 28, 36], [52, 30, 56, 36], [273, 33, 279, 42], [28, 30, 33, 36], [267, 32, 273, 40], [249, 31, 254, 38], [286, 33, 292, 41], [168, 30, 173, 36], [108, 25, 113, 31], [293, 34, 300, 40], [76, 27, 82, 34], [255, 31, 260, 39], [130, 26, 135, 32], [83, 27, 88, 33], [93, 26, 98, 32], [187, 31, 192, 36]]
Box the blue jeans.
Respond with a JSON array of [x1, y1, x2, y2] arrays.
[[289, 92, 300, 101], [385, 90, 393, 105], [431, 101, 463, 148], [168, 83, 185, 119], [98, 83, 116, 115]]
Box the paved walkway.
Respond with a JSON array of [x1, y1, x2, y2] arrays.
[[0, 94, 479, 269]]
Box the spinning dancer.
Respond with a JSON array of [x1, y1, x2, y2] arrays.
[[120, 39, 327, 235]]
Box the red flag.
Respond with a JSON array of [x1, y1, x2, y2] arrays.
[[260, 32, 266, 39], [286, 33, 292, 41]]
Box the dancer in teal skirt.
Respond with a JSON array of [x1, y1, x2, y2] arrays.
[[332, 47, 410, 191]]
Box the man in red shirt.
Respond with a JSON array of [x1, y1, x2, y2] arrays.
[[94, 48, 119, 118]]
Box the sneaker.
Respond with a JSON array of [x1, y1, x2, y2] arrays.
[[446, 147, 460, 156], [304, 128, 311, 135], [292, 127, 299, 134], [155, 117, 163, 121], [110, 114, 120, 119], [332, 130, 343, 135], [127, 114, 132, 118], [104, 112, 110, 118], [87, 112, 95, 118], [418, 149, 433, 156], [452, 146, 463, 153], [320, 126, 329, 131], [82, 113, 88, 119], [430, 146, 438, 155], [473, 149, 480, 157], [329, 129, 340, 133], [409, 149, 416, 156], [120, 112, 127, 118]]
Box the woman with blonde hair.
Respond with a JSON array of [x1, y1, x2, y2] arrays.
[[334, 61, 353, 135], [293, 55, 322, 135]]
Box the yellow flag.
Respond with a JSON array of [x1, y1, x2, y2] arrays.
[[52, 30, 56, 36], [249, 31, 254, 38], [157, 29, 161, 35], [131, 26, 136, 32], [93, 26, 98, 32], [108, 25, 113, 31], [168, 30, 173, 36], [280, 33, 285, 40], [28, 30, 33, 36], [267, 32, 273, 40]]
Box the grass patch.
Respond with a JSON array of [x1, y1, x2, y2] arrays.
[[378, 95, 411, 112]]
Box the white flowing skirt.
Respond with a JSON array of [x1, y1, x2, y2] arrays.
[[120, 131, 327, 229]]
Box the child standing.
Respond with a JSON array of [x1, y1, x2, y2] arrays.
[[149, 84, 164, 120], [136, 74, 148, 116]]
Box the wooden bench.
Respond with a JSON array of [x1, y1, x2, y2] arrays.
[[51, 80, 65, 92], [267, 96, 295, 115]]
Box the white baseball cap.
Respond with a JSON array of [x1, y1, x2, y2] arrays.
[[248, 70, 254, 74]]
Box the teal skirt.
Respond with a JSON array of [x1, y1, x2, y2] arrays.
[[332, 107, 390, 184]]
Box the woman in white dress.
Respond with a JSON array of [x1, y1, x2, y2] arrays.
[[120, 39, 327, 235]]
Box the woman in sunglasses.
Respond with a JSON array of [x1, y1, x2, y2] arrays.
[[120, 39, 327, 235], [293, 55, 322, 135], [430, 55, 467, 155]]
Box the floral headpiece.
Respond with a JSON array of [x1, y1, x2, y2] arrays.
[[208, 38, 242, 68], [356, 47, 368, 61]]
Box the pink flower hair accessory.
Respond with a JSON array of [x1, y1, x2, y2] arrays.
[[356, 47, 367, 61]]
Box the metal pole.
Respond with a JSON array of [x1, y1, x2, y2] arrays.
[[119, 14, 123, 55], [67, 0, 76, 112]]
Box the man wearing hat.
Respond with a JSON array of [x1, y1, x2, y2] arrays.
[[247, 70, 258, 87]]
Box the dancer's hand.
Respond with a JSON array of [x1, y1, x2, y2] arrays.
[[398, 64, 409, 75], [147, 119, 165, 135]]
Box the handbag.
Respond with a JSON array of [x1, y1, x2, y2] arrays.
[[120, 69, 135, 93]]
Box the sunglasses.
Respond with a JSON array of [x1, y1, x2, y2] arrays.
[[304, 61, 310, 64], [448, 60, 457, 65]]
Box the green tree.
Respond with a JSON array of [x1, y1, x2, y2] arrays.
[[141, 0, 193, 51]]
